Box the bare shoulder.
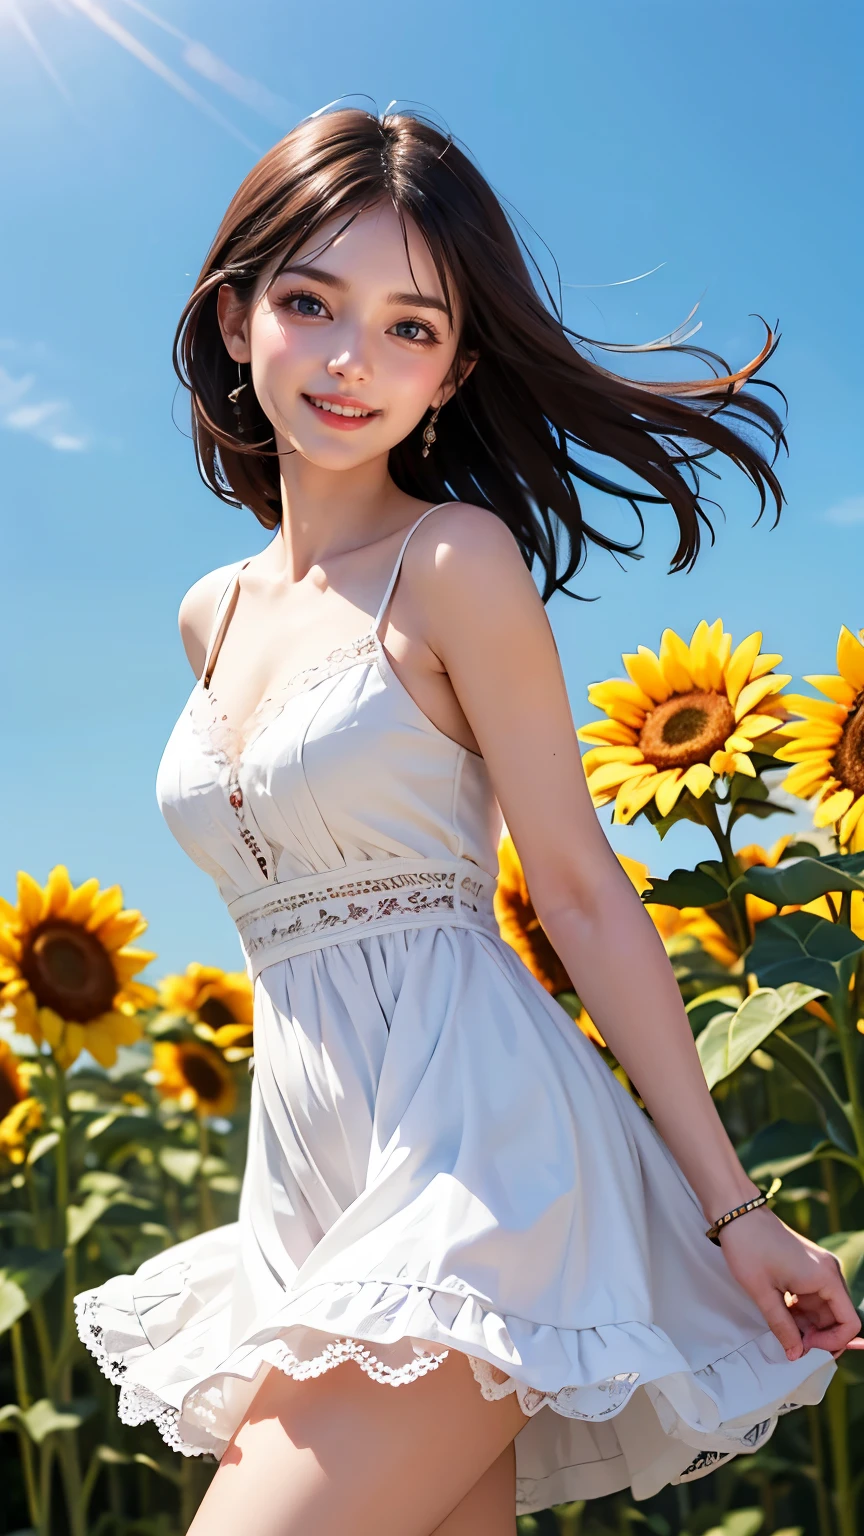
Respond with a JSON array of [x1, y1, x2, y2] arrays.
[[178, 561, 244, 678], [405, 502, 542, 632]]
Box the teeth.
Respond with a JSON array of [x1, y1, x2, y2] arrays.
[[309, 397, 373, 418]]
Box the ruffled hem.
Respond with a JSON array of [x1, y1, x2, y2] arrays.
[[74, 1268, 835, 1507]]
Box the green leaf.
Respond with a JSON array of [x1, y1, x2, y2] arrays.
[[643, 862, 729, 910], [686, 989, 743, 1037], [642, 795, 709, 840], [26, 1131, 59, 1165], [732, 856, 864, 909], [760, 1029, 856, 1154], [158, 1147, 202, 1186], [821, 851, 864, 878], [729, 773, 769, 809], [67, 1192, 110, 1247], [0, 1247, 64, 1334], [728, 798, 793, 829], [820, 1230, 864, 1309], [705, 1513, 765, 1536], [739, 1120, 830, 1182], [18, 1397, 97, 1444], [748, 911, 864, 994], [696, 985, 826, 1090]]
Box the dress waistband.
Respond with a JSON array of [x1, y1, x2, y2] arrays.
[[227, 856, 500, 980]]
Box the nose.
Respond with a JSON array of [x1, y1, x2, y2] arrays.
[[326, 340, 370, 386]]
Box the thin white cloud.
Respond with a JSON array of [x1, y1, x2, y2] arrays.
[[0, 363, 89, 452], [825, 495, 864, 527], [112, 0, 296, 126]]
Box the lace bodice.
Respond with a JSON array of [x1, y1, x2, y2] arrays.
[[156, 508, 503, 904]]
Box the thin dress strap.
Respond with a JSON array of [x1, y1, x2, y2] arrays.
[[202, 561, 251, 689], [371, 503, 452, 636]]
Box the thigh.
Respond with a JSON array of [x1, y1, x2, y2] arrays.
[[428, 1443, 517, 1535], [186, 1350, 528, 1536]]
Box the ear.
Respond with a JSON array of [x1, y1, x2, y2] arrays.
[[436, 353, 478, 409], [217, 284, 252, 364]]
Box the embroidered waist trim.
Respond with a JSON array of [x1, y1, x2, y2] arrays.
[[227, 856, 500, 979]]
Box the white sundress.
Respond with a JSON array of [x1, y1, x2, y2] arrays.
[[76, 504, 834, 1515]]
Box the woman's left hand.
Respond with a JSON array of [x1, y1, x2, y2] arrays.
[[717, 1206, 863, 1360]]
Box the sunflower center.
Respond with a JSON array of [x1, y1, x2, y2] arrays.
[[20, 921, 117, 1023], [197, 997, 236, 1030], [639, 690, 735, 771], [181, 1049, 226, 1104], [834, 697, 864, 797]]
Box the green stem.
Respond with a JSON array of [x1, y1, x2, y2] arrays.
[[37, 1438, 53, 1536], [198, 1116, 215, 1232], [808, 1402, 835, 1536], [11, 1321, 41, 1529], [827, 1373, 856, 1536], [834, 980, 864, 1171], [694, 797, 750, 957], [50, 1063, 79, 1400], [57, 1431, 87, 1536], [823, 1159, 843, 1233]]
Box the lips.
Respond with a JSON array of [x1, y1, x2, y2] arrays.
[[303, 394, 381, 431]]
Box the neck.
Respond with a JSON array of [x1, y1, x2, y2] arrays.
[[266, 433, 419, 581]]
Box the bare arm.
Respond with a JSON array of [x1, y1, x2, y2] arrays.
[[409, 504, 860, 1361], [177, 564, 240, 679]]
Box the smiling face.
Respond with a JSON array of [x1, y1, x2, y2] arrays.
[[217, 203, 468, 472]]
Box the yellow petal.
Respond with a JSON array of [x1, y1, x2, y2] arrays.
[[782, 761, 833, 797], [710, 749, 736, 777], [654, 770, 686, 817], [839, 796, 864, 846], [658, 629, 694, 693], [38, 1008, 66, 1050], [0, 929, 21, 962], [735, 713, 785, 740], [804, 674, 857, 708], [64, 878, 100, 924], [44, 865, 73, 918], [724, 631, 763, 708], [703, 621, 728, 690], [83, 1020, 120, 1068], [734, 674, 791, 722], [616, 854, 650, 893], [588, 760, 651, 793], [724, 733, 757, 753], [85, 885, 124, 932], [683, 762, 715, 797], [749, 652, 784, 681], [587, 680, 653, 729], [732, 753, 756, 777], [581, 745, 646, 772], [613, 771, 660, 825], [779, 720, 843, 742], [95, 911, 148, 951], [837, 626, 864, 691], [111, 948, 156, 983], [61, 1024, 85, 1068], [576, 720, 639, 747], [783, 693, 848, 724], [773, 741, 836, 764], [0, 895, 18, 924], [17, 871, 46, 927], [688, 620, 715, 690], [814, 788, 855, 827], [623, 647, 672, 703]]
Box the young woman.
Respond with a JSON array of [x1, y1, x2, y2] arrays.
[[76, 107, 860, 1534]]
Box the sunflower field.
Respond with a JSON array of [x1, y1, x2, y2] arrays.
[[3, 619, 864, 1536]]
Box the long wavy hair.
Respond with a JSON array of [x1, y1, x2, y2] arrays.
[[174, 107, 785, 601]]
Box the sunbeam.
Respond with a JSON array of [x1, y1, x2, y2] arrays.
[[7, 0, 73, 101]]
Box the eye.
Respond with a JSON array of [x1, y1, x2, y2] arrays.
[[277, 290, 331, 319], [389, 318, 440, 346]]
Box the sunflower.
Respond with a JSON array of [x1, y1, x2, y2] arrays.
[[152, 1040, 236, 1117], [0, 1040, 43, 1164], [578, 621, 789, 825], [158, 964, 253, 1061], [777, 626, 864, 851], [0, 867, 157, 1069], [494, 835, 680, 1047]]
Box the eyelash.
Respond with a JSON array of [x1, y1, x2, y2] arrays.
[[275, 290, 441, 347]]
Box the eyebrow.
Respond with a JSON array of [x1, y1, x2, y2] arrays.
[[277, 264, 450, 316]]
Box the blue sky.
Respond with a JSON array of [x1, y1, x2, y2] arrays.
[[2, 0, 861, 977]]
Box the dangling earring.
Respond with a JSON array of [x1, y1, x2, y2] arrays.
[[421, 405, 440, 458], [228, 364, 248, 435]]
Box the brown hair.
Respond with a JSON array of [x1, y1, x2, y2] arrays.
[[174, 107, 786, 601]]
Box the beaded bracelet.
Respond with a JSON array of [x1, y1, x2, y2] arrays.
[[705, 1183, 779, 1246]]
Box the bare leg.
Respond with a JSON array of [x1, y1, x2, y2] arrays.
[[187, 1349, 528, 1536], [428, 1443, 517, 1534]]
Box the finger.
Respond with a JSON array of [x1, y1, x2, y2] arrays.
[[756, 1289, 805, 1361]]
